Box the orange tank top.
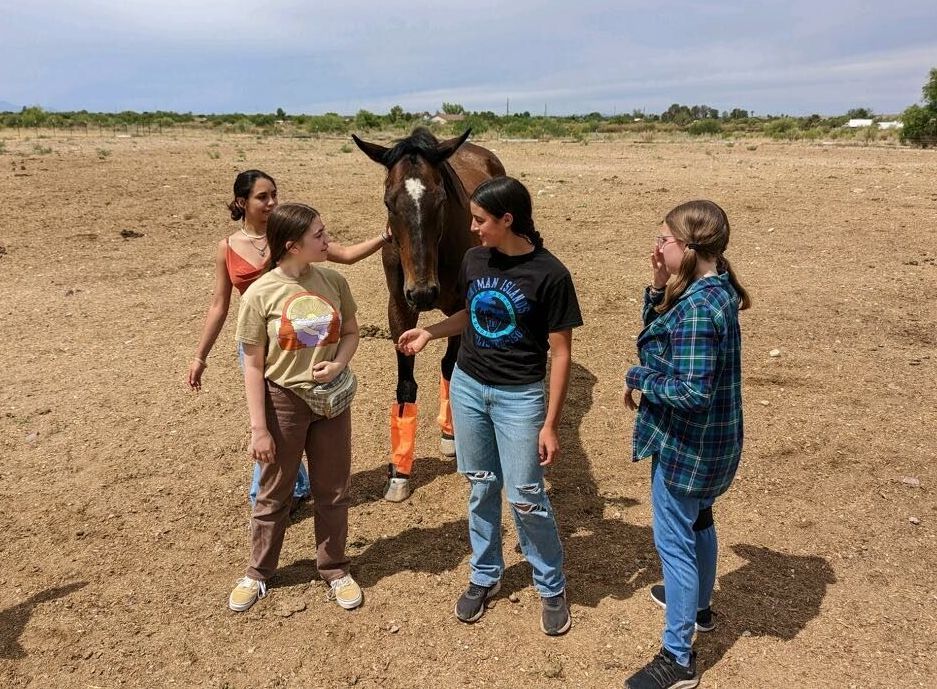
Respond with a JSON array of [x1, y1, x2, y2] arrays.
[[225, 241, 269, 295]]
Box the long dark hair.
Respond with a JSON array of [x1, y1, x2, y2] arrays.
[[657, 200, 752, 313], [470, 176, 544, 249], [267, 203, 320, 267], [228, 169, 276, 221]]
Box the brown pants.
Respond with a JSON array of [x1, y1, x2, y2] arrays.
[[247, 381, 352, 584]]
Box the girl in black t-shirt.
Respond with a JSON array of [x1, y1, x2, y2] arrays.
[[398, 176, 583, 636]]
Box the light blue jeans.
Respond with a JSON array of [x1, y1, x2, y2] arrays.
[[449, 365, 566, 598], [651, 458, 717, 667], [238, 342, 310, 504]]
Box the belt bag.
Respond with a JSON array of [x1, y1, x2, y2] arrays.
[[297, 367, 357, 418]]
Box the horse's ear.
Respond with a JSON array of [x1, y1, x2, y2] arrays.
[[352, 134, 390, 166], [434, 129, 472, 163]]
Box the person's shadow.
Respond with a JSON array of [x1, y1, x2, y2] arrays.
[[0, 582, 87, 659], [698, 544, 836, 667], [501, 361, 834, 660]]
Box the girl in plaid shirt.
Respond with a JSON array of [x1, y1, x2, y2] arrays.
[[623, 200, 751, 689]]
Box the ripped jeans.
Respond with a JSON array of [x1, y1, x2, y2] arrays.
[[449, 365, 566, 598]]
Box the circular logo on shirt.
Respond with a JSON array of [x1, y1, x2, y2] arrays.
[[278, 292, 340, 350], [470, 289, 517, 340]]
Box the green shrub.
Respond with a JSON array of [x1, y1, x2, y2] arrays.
[[687, 119, 721, 136], [96, 147, 111, 159], [765, 118, 800, 140]]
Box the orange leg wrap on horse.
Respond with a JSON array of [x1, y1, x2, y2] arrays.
[[437, 377, 454, 437], [390, 402, 418, 475]]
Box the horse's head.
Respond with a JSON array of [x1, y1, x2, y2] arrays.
[[353, 127, 471, 311]]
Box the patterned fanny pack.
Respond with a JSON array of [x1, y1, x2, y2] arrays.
[[295, 367, 357, 418]]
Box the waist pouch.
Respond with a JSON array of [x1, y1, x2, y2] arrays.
[[295, 367, 357, 418]]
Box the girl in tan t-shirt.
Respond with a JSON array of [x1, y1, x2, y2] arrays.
[[228, 202, 363, 613]]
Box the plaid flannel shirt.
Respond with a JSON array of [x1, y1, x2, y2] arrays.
[[626, 273, 743, 498]]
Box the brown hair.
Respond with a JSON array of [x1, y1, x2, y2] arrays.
[[266, 203, 320, 267], [656, 200, 752, 313]]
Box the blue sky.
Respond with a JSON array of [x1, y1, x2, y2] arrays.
[[2, 0, 935, 116]]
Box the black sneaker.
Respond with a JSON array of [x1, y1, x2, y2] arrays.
[[540, 592, 571, 636], [625, 648, 699, 689], [454, 581, 501, 623], [649, 584, 716, 633]]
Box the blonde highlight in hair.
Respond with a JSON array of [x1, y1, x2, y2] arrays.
[[656, 200, 751, 313]]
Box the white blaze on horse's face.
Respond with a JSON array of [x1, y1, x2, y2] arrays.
[[404, 178, 426, 226]]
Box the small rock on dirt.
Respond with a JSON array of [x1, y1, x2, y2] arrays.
[[120, 229, 144, 239], [900, 476, 921, 488], [769, 349, 781, 357], [508, 592, 520, 603], [388, 624, 400, 634], [908, 517, 921, 526], [759, 400, 770, 406], [25, 432, 39, 444]]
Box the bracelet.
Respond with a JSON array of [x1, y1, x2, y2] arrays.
[[380, 230, 392, 244], [193, 356, 208, 367], [648, 285, 665, 293]]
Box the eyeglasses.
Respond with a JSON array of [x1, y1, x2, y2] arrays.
[[656, 235, 680, 247]]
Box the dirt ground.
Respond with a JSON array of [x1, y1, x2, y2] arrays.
[[1, 130, 935, 689]]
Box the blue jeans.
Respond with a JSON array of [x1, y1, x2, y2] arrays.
[[449, 365, 566, 598], [239, 342, 310, 504], [651, 458, 717, 666]]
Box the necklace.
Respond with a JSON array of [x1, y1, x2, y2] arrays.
[[240, 226, 268, 258]]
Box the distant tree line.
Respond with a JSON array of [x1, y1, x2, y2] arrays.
[[0, 95, 920, 144]]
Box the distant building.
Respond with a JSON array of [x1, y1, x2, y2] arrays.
[[876, 121, 902, 130], [430, 112, 466, 125], [844, 118, 874, 128]]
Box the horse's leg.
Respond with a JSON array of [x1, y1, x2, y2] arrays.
[[385, 294, 419, 502], [437, 335, 460, 457]]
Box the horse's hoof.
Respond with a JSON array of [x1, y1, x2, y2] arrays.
[[384, 477, 411, 502], [439, 434, 456, 458]]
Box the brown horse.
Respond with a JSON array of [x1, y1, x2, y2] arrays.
[[352, 127, 504, 501]]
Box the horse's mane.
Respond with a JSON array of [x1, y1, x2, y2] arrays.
[[382, 127, 451, 167]]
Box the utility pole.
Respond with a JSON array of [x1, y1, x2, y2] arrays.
[[506, 98, 510, 116]]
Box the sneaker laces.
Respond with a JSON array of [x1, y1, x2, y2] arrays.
[[645, 651, 684, 685], [235, 576, 267, 599], [326, 575, 353, 601]]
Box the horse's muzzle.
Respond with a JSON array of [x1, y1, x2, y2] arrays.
[[405, 285, 440, 311]]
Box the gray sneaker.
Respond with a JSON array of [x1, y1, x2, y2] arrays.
[[540, 592, 571, 636], [454, 581, 501, 623]]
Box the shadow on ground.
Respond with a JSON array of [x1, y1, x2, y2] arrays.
[[0, 582, 87, 659]]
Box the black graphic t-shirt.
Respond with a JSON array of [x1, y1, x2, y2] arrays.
[[456, 246, 583, 385]]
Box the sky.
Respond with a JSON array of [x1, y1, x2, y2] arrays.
[[1, 0, 935, 116]]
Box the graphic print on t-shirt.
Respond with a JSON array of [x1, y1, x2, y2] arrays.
[[277, 291, 341, 350], [467, 276, 530, 348]]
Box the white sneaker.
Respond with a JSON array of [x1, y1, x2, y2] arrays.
[[328, 574, 363, 610]]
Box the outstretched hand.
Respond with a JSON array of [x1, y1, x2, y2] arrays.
[[397, 328, 431, 356]]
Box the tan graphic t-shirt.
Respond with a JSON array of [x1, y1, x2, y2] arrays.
[[236, 266, 357, 393]]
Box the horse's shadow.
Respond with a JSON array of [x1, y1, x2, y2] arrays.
[[0, 582, 87, 659]]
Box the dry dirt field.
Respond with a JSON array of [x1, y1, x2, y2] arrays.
[[1, 130, 935, 689]]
